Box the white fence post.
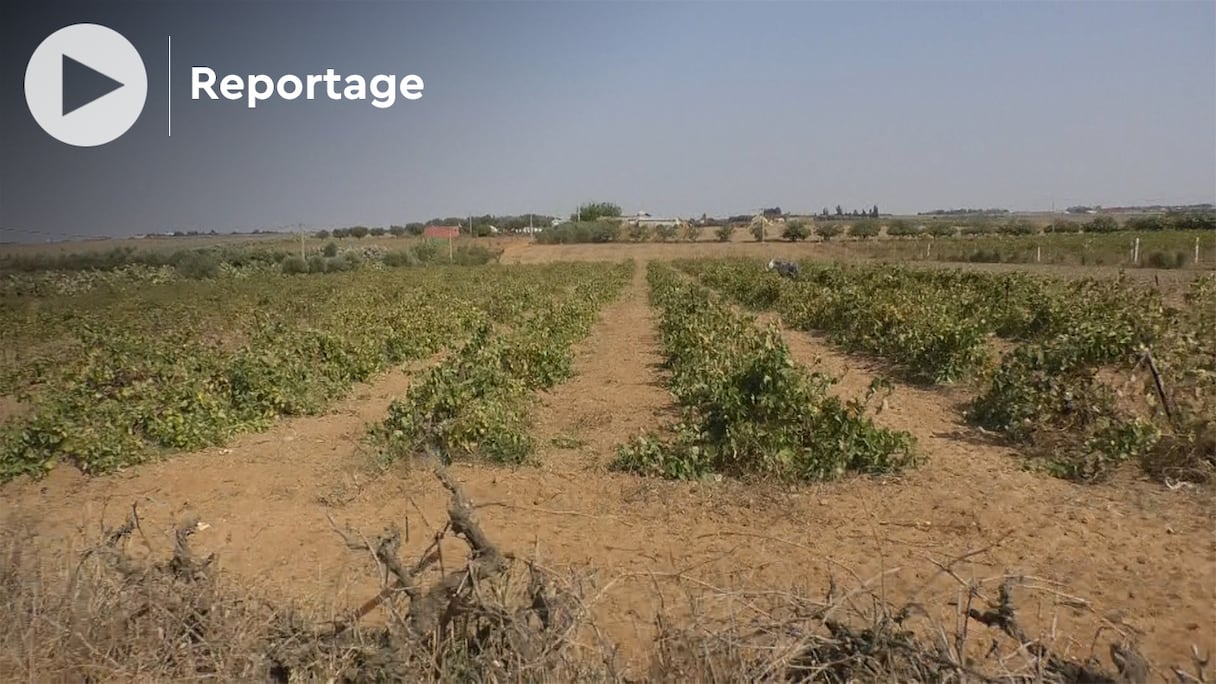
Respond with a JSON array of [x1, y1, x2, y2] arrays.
[[1132, 237, 1140, 265]]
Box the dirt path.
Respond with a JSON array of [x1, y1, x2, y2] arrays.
[[761, 314, 1215, 666], [1, 363, 437, 611]]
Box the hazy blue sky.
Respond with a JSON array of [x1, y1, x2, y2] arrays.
[[2, 0, 1214, 240]]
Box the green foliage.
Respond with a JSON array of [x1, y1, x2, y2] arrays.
[[1086, 216, 1120, 233], [571, 202, 622, 223], [533, 222, 613, 245], [849, 220, 879, 239], [1044, 220, 1081, 234], [1143, 251, 1186, 269], [655, 224, 679, 242], [0, 265, 602, 480], [926, 223, 957, 238], [687, 259, 991, 384], [683, 223, 703, 242], [885, 220, 922, 238], [750, 222, 766, 241], [960, 221, 997, 236], [372, 263, 634, 466], [1124, 215, 1165, 232], [322, 241, 339, 257], [281, 256, 309, 275], [612, 263, 916, 482], [816, 224, 843, 241], [782, 221, 812, 242], [629, 223, 653, 243], [173, 252, 221, 279], [715, 224, 734, 242], [999, 219, 1037, 236]]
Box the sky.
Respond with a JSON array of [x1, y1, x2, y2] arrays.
[[1, 0, 1214, 241]]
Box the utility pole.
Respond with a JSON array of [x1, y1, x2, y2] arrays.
[[298, 223, 304, 260]]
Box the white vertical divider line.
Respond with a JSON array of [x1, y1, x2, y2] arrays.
[[167, 35, 172, 137]]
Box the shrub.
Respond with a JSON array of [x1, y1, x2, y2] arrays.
[[1045, 220, 1081, 234], [1086, 216, 1120, 233], [683, 223, 703, 242], [629, 223, 652, 242], [849, 220, 880, 239], [383, 250, 416, 268], [960, 221, 996, 236], [816, 224, 843, 241], [349, 226, 370, 239], [782, 221, 812, 242], [1000, 219, 1037, 236], [307, 255, 327, 273], [1143, 251, 1186, 269], [1167, 212, 1216, 231], [281, 256, 309, 274], [968, 249, 1003, 263], [655, 224, 679, 242], [173, 252, 220, 279], [369, 227, 386, 237], [885, 220, 922, 238], [1125, 215, 1165, 232], [926, 223, 956, 238], [412, 239, 442, 263], [750, 222, 768, 241], [322, 241, 339, 257], [715, 225, 734, 242]]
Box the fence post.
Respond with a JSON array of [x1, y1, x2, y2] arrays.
[[1196, 237, 1201, 265], [1036, 245, 1041, 263], [1132, 237, 1140, 265]]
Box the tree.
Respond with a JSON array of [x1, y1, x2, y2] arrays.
[[871, 205, 879, 218], [782, 220, 811, 241], [315, 229, 331, 239], [349, 226, 370, 239], [1086, 216, 1120, 233], [715, 224, 734, 242], [571, 202, 622, 222], [835, 205, 843, 216], [850, 219, 880, 239], [388, 225, 407, 237], [655, 223, 678, 242], [750, 218, 767, 241], [369, 227, 386, 237], [683, 222, 703, 242], [817, 224, 843, 241]]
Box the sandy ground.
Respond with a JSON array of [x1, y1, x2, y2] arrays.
[[2, 243, 1214, 677]]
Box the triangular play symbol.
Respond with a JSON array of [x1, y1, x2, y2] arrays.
[[62, 54, 124, 116]]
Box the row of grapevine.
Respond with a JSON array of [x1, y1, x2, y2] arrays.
[[970, 275, 1212, 480], [372, 262, 634, 465], [0, 265, 594, 480], [681, 257, 1209, 482], [613, 262, 916, 481], [682, 259, 990, 383]]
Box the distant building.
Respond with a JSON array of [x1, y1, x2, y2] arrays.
[[626, 210, 681, 228], [423, 225, 460, 239]]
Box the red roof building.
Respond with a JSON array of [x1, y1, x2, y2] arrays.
[[423, 225, 461, 239]]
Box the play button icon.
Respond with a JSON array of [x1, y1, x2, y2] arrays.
[[25, 23, 147, 147], [62, 54, 126, 116]]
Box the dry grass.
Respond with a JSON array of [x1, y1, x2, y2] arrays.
[[1, 465, 1208, 682]]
